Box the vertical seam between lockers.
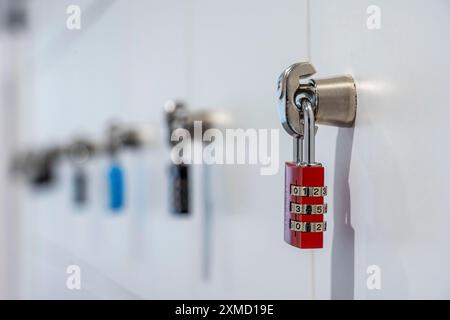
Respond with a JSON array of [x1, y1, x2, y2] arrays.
[[305, 0, 316, 301], [306, 0, 311, 61], [185, 0, 195, 105]]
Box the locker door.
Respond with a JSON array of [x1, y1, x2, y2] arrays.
[[310, 0, 450, 299]]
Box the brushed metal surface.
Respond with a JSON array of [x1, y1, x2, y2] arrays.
[[313, 75, 357, 127]]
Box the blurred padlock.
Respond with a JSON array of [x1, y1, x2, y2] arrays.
[[168, 163, 190, 214], [165, 100, 191, 215], [106, 124, 125, 212], [68, 140, 94, 207], [73, 167, 88, 206], [108, 161, 124, 211]]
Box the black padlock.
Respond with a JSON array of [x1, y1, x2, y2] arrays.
[[168, 163, 190, 214], [165, 101, 191, 215]]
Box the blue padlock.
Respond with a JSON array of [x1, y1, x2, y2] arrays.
[[108, 161, 124, 211]]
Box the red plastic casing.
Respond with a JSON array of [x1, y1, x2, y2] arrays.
[[284, 162, 325, 249]]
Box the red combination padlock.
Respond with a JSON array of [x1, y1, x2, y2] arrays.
[[277, 67, 328, 248], [277, 62, 357, 249], [285, 98, 327, 249]]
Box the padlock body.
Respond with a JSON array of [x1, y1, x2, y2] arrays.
[[285, 162, 325, 249], [108, 162, 125, 212], [169, 163, 190, 214], [73, 167, 88, 206]]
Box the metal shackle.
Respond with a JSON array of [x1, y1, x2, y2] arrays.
[[299, 98, 316, 166]]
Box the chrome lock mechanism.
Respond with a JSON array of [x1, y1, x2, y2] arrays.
[[277, 62, 356, 136], [277, 61, 356, 249], [277, 62, 356, 163]]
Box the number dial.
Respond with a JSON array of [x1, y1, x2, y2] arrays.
[[290, 203, 327, 214], [290, 185, 327, 197], [290, 220, 327, 233]]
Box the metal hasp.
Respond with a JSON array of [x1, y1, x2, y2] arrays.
[[312, 76, 357, 127], [277, 62, 316, 138], [277, 62, 357, 134]]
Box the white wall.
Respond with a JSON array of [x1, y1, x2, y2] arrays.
[[0, 26, 29, 299], [7, 0, 450, 299], [310, 0, 450, 299], [17, 0, 315, 299]]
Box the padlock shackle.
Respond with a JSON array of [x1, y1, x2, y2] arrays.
[[301, 99, 315, 165], [293, 137, 303, 164]]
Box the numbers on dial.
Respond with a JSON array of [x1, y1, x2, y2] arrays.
[[290, 203, 327, 215], [290, 185, 327, 197], [290, 220, 327, 233]]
